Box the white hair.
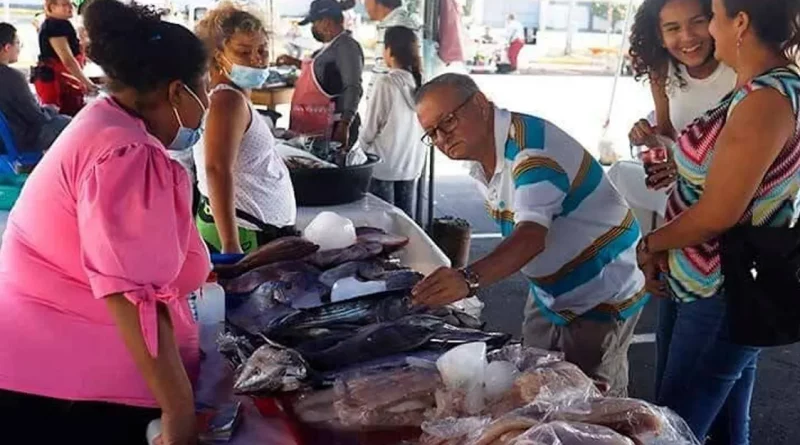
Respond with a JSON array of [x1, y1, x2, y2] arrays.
[[415, 73, 481, 105]]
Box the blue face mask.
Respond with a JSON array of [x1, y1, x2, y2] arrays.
[[223, 55, 270, 90], [169, 84, 206, 151]]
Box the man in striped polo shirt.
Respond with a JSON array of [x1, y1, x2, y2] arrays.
[[412, 73, 648, 396]]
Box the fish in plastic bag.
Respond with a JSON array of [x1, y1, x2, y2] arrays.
[[544, 398, 702, 445], [509, 421, 635, 445]]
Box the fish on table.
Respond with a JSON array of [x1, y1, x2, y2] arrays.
[[233, 343, 309, 395], [355, 226, 410, 253], [296, 318, 439, 371], [268, 289, 414, 334], [214, 236, 319, 279], [222, 261, 323, 295], [305, 241, 385, 269]]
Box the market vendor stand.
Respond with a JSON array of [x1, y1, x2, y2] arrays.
[[0, 195, 470, 444]]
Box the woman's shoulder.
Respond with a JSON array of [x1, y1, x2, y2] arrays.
[[41, 18, 76, 34]]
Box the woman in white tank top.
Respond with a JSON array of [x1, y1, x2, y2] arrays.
[[194, 5, 297, 254], [628, 0, 736, 185]]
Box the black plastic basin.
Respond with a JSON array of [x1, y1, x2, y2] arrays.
[[289, 154, 380, 206]]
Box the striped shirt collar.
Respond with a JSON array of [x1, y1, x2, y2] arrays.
[[470, 106, 513, 185]]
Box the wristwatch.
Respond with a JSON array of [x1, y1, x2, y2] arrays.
[[459, 267, 481, 297]]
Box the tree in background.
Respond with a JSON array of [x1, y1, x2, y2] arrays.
[[591, 2, 627, 33]]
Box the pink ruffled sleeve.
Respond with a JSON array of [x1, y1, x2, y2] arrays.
[[78, 144, 195, 358]]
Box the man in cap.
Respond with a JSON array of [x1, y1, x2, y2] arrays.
[[277, 0, 364, 149], [412, 73, 648, 397]]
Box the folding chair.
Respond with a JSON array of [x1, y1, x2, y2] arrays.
[[0, 110, 43, 175]]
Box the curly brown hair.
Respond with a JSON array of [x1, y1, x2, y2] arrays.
[[628, 0, 712, 88], [195, 2, 265, 69]]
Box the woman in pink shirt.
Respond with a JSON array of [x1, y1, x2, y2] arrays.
[[0, 1, 210, 443]]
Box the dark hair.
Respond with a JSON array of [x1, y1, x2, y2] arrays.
[[385, 26, 422, 90], [723, 0, 800, 58], [629, 0, 712, 88], [195, 3, 264, 69], [84, 0, 207, 93], [377, 0, 402, 8], [0, 23, 15, 47]]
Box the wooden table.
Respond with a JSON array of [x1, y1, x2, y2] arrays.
[[251, 86, 295, 109]]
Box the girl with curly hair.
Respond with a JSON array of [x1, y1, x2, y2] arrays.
[[628, 0, 735, 183]]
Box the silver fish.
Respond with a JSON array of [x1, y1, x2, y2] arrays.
[[269, 290, 413, 333], [233, 343, 309, 395], [298, 318, 438, 371]]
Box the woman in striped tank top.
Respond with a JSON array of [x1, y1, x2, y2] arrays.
[[636, 0, 800, 443]]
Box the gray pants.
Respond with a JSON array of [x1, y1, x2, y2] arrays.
[[522, 296, 642, 397], [369, 179, 418, 219], [33, 114, 70, 152]]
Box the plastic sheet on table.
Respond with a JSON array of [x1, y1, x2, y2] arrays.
[[487, 344, 565, 372], [542, 398, 702, 445], [331, 366, 442, 430], [509, 421, 636, 445], [424, 358, 605, 443], [419, 416, 492, 445]]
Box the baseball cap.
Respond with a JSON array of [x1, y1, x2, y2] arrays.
[[298, 0, 344, 26]]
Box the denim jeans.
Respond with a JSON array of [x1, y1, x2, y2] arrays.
[[656, 294, 760, 445], [32, 113, 70, 152], [370, 179, 418, 219]]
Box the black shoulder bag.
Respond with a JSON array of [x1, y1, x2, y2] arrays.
[[720, 224, 800, 347]]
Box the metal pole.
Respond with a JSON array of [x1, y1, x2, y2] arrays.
[[602, 0, 635, 128], [4, 0, 10, 23], [427, 146, 435, 232], [415, 153, 426, 225], [421, 0, 439, 233]]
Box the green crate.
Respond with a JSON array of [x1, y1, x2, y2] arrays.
[[0, 174, 27, 211]]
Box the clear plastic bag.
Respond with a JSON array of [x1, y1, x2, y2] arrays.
[[484, 361, 603, 419], [436, 342, 488, 415], [487, 344, 565, 372], [290, 389, 339, 424], [509, 421, 635, 445], [485, 361, 520, 400], [543, 398, 702, 445], [331, 366, 442, 429], [303, 211, 357, 251], [335, 398, 432, 429], [466, 411, 542, 445], [420, 417, 492, 445]]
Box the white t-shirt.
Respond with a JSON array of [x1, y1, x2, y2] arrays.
[[194, 85, 296, 229], [666, 62, 737, 133], [506, 20, 525, 44], [358, 69, 426, 181]]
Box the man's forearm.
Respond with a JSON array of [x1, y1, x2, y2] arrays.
[[470, 222, 547, 288]]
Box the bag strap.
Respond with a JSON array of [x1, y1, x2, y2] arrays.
[[234, 208, 274, 233]]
